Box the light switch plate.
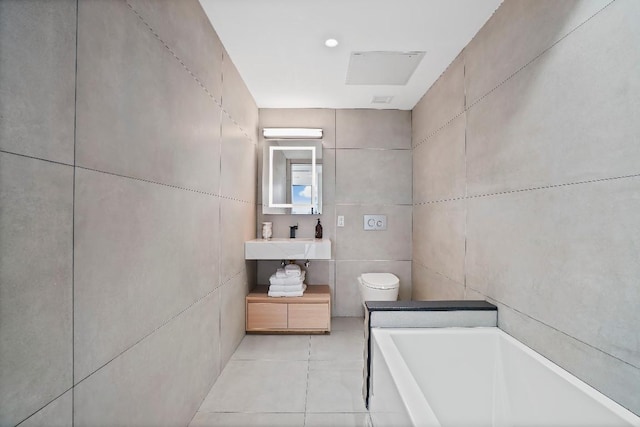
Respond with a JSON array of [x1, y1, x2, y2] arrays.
[[337, 215, 345, 227], [364, 215, 386, 231]]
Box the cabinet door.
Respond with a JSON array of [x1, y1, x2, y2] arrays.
[[288, 303, 329, 330], [247, 303, 287, 330]]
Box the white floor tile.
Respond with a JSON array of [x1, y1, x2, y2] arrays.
[[190, 412, 305, 427], [305, 412, 371, 427], [232, 334, 310, 361], [310, 330, 365, 361], [198, 360, 308, 413], [306, 361, 367, 413]]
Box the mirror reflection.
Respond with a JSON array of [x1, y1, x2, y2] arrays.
[[263, 140, 322, 215]]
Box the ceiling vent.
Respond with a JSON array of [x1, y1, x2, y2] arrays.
[[346, 51, 425, 85], [371, 95, 394, 104]]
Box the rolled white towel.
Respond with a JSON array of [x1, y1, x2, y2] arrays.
[[269, 271, 305, 286], [268, 284, 307, 297], [284, 263, 302, 277], [275, 268, 287, 278], [268, 283, 305, 293]]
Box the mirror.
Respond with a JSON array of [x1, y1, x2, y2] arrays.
[[263, 140, 322, 215]]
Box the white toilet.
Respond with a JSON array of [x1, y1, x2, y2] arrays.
[[358, 273, 400, 305]]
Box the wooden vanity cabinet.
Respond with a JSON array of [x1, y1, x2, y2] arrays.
[[246, 285, 331, 333]]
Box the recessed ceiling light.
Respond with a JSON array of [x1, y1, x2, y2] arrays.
[[324, 38, 339, 48]]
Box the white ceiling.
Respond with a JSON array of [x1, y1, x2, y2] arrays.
[[199, 0, 502, 110]]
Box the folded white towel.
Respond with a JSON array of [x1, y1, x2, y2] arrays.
[[275, 268, 287, 278], [284, 263, 302, 276], [269, 271, 306, 286], [268, 284, 305, 293], [268, 284, 307, 297]]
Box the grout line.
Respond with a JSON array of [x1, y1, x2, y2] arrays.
[[0, 149, 74, 168], [14, 388, 74, 427], [73, 164, 254, 205], [303, 335, 312, 426], [462, 58, 468, 296], [71, 0, 79, 424], [412, 260, 465, 288], [413, 173, 640, 206]]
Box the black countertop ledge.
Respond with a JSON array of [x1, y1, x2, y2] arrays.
[[365, 300, 497, 312]]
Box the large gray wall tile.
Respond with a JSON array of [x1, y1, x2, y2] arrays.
[[335, 205, 411, 261], [74, 169, 219, 380], [335, 261, 411, 316], [0, 153, 73, 426], [336, 109, 411, 149], [411, 262, 464, 301], [221, 271, 249, 367], [20, 391, 72, 427], [413, 202, 466, 284], [221, 199, 256, 283], [127, 0, 224, 102], [413, 114, 466, 203], [0, 0, 76, 164], [222, 51, 258, 140], [336, 149, 412, 205], [74, 291, 221, 426], [496, 302, 640, 415], [467, 178, 640, 368], [411, 54, 465, 145], [467, 0, 640, 196], [221, 116, 257, 202], [76, 0, 222, 193], [464, 0, 613, 104]]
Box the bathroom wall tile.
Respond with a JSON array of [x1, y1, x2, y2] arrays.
[[306, 361, 367, 413], [335, 261, 411, 317], [411, 262, 465, 301], [127, 0, 224, 102], [76, 0, 222, 193], [220, 271, 249, 367], [259, 108, 336, 148], [74, 169, 219, 381], [222, 50, 259, 140], [0, 153, 73, 427], [466, 177, 640, 368], [335, 205, 411, 261], [411, 54, 465, 146], [74, 291, 221, 426], [221, 199, 256, 284], [413, 114, 466, 203], [20, 391, 72, 427], [331, 317, 365, 332], [221, 115, 257, 203], [413, 201, 466, 284], [198, 360, 308, 413], [335, 149, 412, 205], [467, 0, 640, 196], [336, 109, 411, 149], [190, 412, 305, 427], [0, 0, 76, 164], [497, 302, 640, 415], [464, 0, 613, 104]]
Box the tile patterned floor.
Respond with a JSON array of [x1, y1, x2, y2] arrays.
[[190, 317, 370, 427]]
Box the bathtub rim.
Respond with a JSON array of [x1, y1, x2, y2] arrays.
[[370, 327, 640, 426]]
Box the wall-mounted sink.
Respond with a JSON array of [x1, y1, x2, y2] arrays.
[[245, 238, 331, 260]]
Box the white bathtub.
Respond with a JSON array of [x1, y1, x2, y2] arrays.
[[369, 327, 640, 427]]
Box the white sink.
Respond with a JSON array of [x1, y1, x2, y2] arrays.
[[244, 238, 331, 260]]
